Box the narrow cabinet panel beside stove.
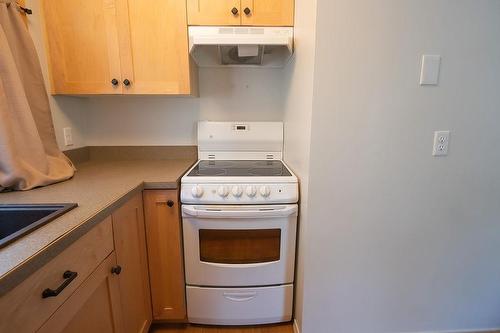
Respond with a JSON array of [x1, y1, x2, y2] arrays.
[[180, 121, 299, 325]]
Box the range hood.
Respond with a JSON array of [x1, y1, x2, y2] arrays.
[[188, 26, 294, 68]]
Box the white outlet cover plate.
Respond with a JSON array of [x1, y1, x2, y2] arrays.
[[432, 130, 450, 156], [63, 127, 73, 146]]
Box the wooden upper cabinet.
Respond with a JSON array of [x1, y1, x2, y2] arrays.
[[241, 0, 294, 26], [111, 193, 152, 333], [118, 0, 195, 94], [42, 0, 196, 95], [187, 0, 241, 26], [187, 0, 294, 26], [42, 0, 122, 94], [143, 190, 187, 322]]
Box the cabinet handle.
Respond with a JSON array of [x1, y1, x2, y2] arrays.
[[42, 271, 78, 299], [111, 265, 122, 275], [111, 78, 119, 86], [19, 6, 33, 15], [123, 79, 131, 86], [244, 7, 251, 15], [167, 200, 175, 208], [231, 7, 238, 15]]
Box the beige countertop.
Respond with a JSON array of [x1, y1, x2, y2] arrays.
[[0, 158, 196, 294]]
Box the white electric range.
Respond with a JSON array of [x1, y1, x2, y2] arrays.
[[180, 121, 298, 326]]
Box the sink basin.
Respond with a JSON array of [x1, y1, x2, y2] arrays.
[[0, 203, 78, 248]]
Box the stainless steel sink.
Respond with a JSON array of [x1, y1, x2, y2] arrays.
[[0, 203, 78, 248]]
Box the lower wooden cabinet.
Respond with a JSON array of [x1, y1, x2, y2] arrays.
[[36, 192, 153, 333], [0, 218, 114, 333], [112, 193, 152, 333], [1, 189, 186, 330], [37, 253, 124, 333], [143, 190, 187, 321]]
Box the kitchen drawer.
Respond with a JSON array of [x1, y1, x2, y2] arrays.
[[186, 284, 293, 325], [0, 217, 114, 333], [37, 252, 123, 333]]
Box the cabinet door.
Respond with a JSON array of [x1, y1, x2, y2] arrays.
[[143, 190, 187, 321], [187, 0, 241, 26], [112, 193, 152, 333], [42, 0, 122, 94], [117, 0, 195, 94], [241, 0, 294, 26], [37, 253, 124, 333]]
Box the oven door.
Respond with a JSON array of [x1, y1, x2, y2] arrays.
[[182, 204, 297, 287]]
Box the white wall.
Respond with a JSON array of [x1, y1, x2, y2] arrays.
[[302, 1, 500, 332], [85, 68, 285, 146], [281, 0, 318, 330], [26, 0, 88, 150]]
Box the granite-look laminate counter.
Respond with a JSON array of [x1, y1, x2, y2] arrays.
[[0, 158, 196, 295]]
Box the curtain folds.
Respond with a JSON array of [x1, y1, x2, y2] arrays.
[[0, 2, 75, 191]]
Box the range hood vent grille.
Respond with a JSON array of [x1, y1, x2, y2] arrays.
[[220, 45, 264, 65], [188, 26, 294, 68]]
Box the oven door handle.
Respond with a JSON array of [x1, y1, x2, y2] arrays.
[[223, 291, 257, 302], [182, 205, 297, 218]]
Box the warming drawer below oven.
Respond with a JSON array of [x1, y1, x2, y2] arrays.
[[186, 284, 293, 325]]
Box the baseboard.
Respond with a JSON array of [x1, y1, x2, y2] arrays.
[[293, 319, 300, 333], [295, 323, 499, 333], [88, 145, 198, 161], [404, 328, 500, 333]]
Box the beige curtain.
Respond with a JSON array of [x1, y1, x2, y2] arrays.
[[0, 1, 74, 191]]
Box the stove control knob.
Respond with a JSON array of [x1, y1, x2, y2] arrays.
[[191, 185, 204, 198], [232, 186, 243, 197], [217, 186, 229, 198], [259, 186, 271, 198], [246, 185, 257, 197]]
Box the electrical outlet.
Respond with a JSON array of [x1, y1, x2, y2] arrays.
[[63, 127, 73, 146], [432, 130, 450, 156]]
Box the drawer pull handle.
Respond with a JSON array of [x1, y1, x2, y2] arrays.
[[42, 271, 78, 299], [223, 291, 257, 302], [167, 200, 174, 208], [244, 7, 251, 15], [231, 7, 238, 15]]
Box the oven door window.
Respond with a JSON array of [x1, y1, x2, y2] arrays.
[[199, 229, 281, 264]]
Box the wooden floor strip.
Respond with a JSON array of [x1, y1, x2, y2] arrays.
[[150, 323, 294, 333]]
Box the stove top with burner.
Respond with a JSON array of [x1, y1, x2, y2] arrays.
[[181, 159, 298, 204], [181, 122, 298, 204], [187, 160, 292, 177]]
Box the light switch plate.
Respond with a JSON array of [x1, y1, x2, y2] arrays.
[[420, 55, 441, 85], [432, 130, 450, 156]]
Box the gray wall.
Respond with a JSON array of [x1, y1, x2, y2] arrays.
[[302, 1, 500, 332], [282, 0, 318, 330]]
